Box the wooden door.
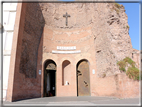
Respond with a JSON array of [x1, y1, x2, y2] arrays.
[[77, 60, 90, 96]]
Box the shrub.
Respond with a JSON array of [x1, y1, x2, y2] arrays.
[[117, 60, 126, 72], [126, 25, 130, 30], [126, 67, 139, 80], [123, 57, 135, 67], [114, 3, 121, 9], [112, 3, 124, 15], [111, 3, 121, 15], [119, 67, 126, 72], [117, 57, 140, 80]]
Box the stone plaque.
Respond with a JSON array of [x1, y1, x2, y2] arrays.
[[92, 69, 95, 74], [39, 70, 41, 75]]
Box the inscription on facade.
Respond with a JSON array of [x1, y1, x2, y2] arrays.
[[52, 50, 81, 54], [57, 46, 76, 50], [52, 46, 80, 54]]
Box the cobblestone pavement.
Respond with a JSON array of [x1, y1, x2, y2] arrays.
[[2, 96, 140, 106]]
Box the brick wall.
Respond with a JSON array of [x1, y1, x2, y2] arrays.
[[7, 3, 44, 102], [92, 73, 140, 98], [19, 3, 45, 78]]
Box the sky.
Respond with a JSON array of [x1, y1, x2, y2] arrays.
[[118, 3, 140, 50]]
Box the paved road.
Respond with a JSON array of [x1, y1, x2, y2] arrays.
[[3, 96, 140, 106]]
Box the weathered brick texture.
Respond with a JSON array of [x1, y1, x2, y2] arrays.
[[7, 2, 140, 102], [19, 3, 45, 78]]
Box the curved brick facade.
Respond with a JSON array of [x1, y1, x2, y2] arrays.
[[6, 2, 140, 102]]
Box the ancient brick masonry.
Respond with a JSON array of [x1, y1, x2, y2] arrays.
[[19, 3, 45, 78], [92, 3, 133, 77], [39, 3, 139, 98], [6, 2, 140, 102], [7, 3, 45, 102], [39, 3, 134, 76]]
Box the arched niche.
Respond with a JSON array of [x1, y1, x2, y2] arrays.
[[62, 60, 71, 86]]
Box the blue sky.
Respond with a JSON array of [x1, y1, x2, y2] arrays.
[[118, 3, 140, 50], [59, 0, 140, 50]]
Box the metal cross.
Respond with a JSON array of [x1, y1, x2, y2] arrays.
[[63, 12, 70, 26]]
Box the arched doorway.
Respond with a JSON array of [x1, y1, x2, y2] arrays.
[[44, 60, 56, 97], [76, 59, 90, 96]]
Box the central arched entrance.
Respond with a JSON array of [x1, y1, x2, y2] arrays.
[[76, 59, 90, 96], [44, 59, 56, 97]]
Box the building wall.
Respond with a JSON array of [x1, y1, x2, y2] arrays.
[[132, 49, 140, 68], [5, 3, 140, 102], [92, 73, 140, 98], [3, 3, 17, 101], [6, 3, 43, 102], [41, 25, 97, 97], [41, 25, 140, 98], [19, 3, 45, 78]]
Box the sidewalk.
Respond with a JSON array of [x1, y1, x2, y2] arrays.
[[3, 96, 140, 106]]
